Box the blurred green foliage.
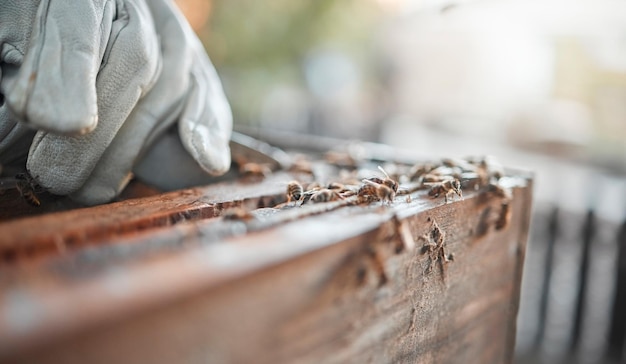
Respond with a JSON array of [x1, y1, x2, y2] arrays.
[[199, 0, 384, 124]]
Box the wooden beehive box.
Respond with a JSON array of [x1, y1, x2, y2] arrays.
[[0, 143, 532, 364]]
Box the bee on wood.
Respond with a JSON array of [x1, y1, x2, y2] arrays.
[[420, 174, 453, 184], [289, 156, 314, 175], [239, 162, 272, 180], [15, 173, 43, 207], [324, 150, 358, 168], [469, 156, 504, 182], [364, 166, 399, 194], [286, 181, 303, 203], [339, 187, 358, 198], [376, 166, 399, 193], [495, 201, 512, 230], [327, 182, 359, 199], [299, 182, 323, 205], [426, 179, 462, 204], [358, 179, 395, 205], [486, 182, 512, 230], [330, 181, 361, 195], [486, 158, 505, 181], [475, 159, 491, 187], [222, 207, 255, 221], [305, 182, 322, 191], [408, 162, 435, 181], [486, 182, 512, 200], [441, 157, 477, 173], [420, 219, 452, 274], [326, 182, 345, 190], [428, 165, 463, 181], [310, 188, 344, 203], [357, 183, 379, 203]]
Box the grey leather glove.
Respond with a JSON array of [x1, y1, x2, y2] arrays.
[[0, 0, 232, 205]]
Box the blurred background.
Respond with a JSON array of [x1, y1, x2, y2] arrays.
[[177, 0, 626, 362]]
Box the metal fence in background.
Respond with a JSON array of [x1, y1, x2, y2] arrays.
[[516, 204, 626, 363]]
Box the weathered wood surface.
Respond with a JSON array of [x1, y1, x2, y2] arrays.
[[0, 171, 313, 264], [0, 166, 532, 364]]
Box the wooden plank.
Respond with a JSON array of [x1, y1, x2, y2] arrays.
[[0, 171, 312, 264], [0, 171, 532, 363]]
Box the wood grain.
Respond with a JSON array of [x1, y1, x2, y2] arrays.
[[0, 172, 532, 364], [0, 172, 312, 264]]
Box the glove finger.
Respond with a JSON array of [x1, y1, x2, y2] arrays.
[[4, 0, 117, 134], [178, 42, 232, 176], [0, 116, 30, 160], [71, 3, 195, 204], [148, 0, 232, 176], [27, 0, 160, 196], [0, 106, 33, 165], [74, 0, 231, 204]]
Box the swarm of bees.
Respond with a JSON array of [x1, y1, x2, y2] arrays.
[[280, 155, 511, 211], [284, 166, 401, 207], [404, 155, 510, 205]]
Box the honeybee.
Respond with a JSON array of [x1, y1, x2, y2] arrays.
[[469, 156, 504, 182], [305, 182, 322, 191], [495, 201, 512, 230], [364, 166, 399, 192], [324, 150, 360, 168], [441, 157, 477, 173], [327, 182, 345, 190], [426, 179, 462, 204], [326, 182, 359, 198], [420, 219, 450, 274], [408, 162, 436, 181], [358, 179, 395, 204], [376, 166, 399, 193], [286, 181, 303, 203], [485, 157, 505, 180], [309, 188, 344, 203], [222, 207, 255, 221], [339, 186, 358, 198], [474, 159, 490, 187], [357, 183, 378, 203], [15, 173, 42, 207], [428, 165, 464, 181], [420, 174, 453, 184], [486, 182, 512, 200], [239, 162, 272, 180], [289, 156, 314, 175]]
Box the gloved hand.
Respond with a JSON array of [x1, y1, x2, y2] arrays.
[[0, 0, 232, 205]]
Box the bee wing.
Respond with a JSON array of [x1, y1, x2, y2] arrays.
[[362, 179, 381, 187], [377, 165, 390, 179]]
